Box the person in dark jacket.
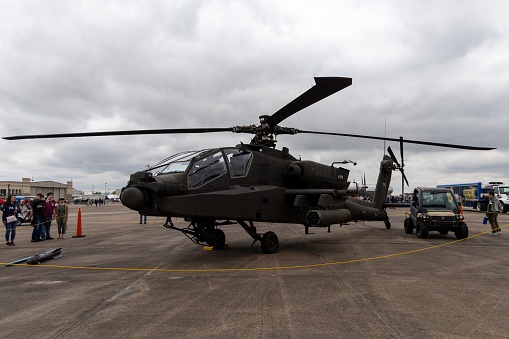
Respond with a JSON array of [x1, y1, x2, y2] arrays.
[[31, 193, 46, 242], [2, 195, 20, 246]]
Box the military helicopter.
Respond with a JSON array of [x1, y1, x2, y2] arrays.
[[4, 77, 494, 254]]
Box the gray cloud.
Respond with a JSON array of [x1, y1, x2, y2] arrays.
[[1, 0, 507, 194]]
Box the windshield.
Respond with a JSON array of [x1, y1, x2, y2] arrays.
[[151, 150, 211, 174], [499, 187, 509, 195], [160, 161, 190, 173], [422, 191, 458, 211], [187, 151, 227, 188]]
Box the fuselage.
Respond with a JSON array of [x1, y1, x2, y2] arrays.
[[121, 144, 353, 224]]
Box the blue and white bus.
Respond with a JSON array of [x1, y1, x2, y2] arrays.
[[437, 181, 503, 212]]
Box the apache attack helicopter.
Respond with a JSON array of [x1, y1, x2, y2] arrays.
[[4, 77, 494, 254]]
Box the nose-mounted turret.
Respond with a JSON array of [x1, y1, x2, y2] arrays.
[[120, 170, 188, 211]]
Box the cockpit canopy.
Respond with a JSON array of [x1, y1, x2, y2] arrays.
[[151, 148, 253, 189]]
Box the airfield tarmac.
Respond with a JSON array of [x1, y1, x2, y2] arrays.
[[1, 203, 508, 339]]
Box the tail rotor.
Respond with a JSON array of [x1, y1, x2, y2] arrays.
[[387, 145, 409, 189]]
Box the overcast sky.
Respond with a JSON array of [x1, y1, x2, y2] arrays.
[[1, 0, 507, 195]]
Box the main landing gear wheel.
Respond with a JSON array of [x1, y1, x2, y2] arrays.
[[207, 229, 226, 248], [261, 231, 279, 254]]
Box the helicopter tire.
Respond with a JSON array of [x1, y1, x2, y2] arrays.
[[404, 218, 414, 234], [416, 222, 429, 239], [207, 229, 226, 248], [454, 224, 469, 239], [261, 231, 279, 254]]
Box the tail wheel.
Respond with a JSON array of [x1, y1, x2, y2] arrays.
[[261, 231, 279, 254], [384, 220, 391, 229]]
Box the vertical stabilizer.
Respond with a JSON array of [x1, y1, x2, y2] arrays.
[[373, 155, 393, 208]]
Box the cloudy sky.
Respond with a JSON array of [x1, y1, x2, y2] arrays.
[[1, 0, 507, 195]]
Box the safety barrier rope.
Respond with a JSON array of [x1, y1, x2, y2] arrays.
[[2, 223, 507, 273], [11, 210, 71, 226]]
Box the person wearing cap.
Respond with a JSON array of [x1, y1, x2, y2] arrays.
[[31, 193, 46, 242], [56, 198, 69, 239]]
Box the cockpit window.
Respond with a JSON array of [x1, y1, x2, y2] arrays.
[[187, 151, 227, 188], [159, 161, 190, 173], [224, 148, 253, 178], [153, 150, 210, 175]]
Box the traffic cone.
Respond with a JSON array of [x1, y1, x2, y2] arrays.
[[72, 208, 86, 238]]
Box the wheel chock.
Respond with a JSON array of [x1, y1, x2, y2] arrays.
[[203, 244, 228, 251]]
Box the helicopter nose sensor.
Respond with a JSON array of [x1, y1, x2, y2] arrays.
[[120, 187, 147, 210]]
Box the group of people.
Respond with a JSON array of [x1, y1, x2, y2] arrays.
[[2, 192, 69, 246]]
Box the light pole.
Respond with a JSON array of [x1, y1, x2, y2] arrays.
[[104, 183, 107, 203]]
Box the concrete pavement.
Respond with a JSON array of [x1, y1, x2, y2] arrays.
[[1, 203, 508, 338]]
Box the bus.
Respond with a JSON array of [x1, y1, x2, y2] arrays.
[[437, 181, 505, 212]]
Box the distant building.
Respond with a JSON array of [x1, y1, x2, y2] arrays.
[[0, 178, 73, 200]]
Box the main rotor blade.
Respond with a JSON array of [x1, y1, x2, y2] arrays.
[[3, 127, 233, 140], [265, 77, 352, 127], [299, 130, 495, 151]]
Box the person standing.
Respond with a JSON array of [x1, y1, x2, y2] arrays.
[[139, 213, 147, 224], [56, 198, 68, 239], [487, 190, 501, 236], [42, 192, 56, 240], [2, 195, 20, 246], [31, 193, 46, 242]]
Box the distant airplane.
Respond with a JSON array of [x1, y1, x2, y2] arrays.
[[347, 175, 394, 198]]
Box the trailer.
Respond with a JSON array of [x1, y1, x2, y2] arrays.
[[437, 181, 507, 212]]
